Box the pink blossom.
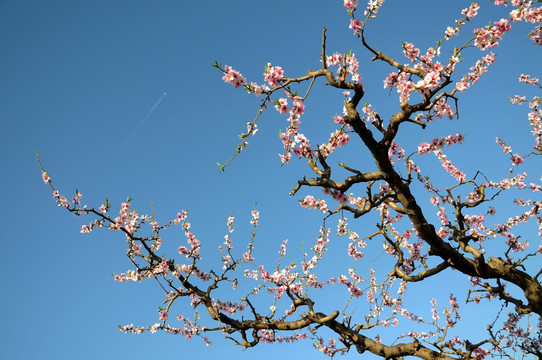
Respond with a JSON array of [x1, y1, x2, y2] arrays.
[[432, 98, 454, 119], [496, 137, 512, 153], [331, 189, 348, 204], [416, 71, 441, 92], [445, 26, 459, 39], [417, 133, 464, 155], [365, 0, 385, 18], [72, 192, 82, 205], [279, 152, 292, 165], [250, 210, 259, 226], [292, 100, 305, 117], [333, 115, 344, 124], [455, 77, 470, 92], [300, 195, 328, 213], [444, 56, 460, 76], [274, 98, 289, 114], [461, 3, 480, 19], [519, 74, 540, 86], [511, 153, 525, 166], [420, 47, 439, 64], [293, 133, 312, 158], [529, 25, 542, 45], [383, 72, 399, 88], [222, 65, 247, 88], [343, 0, 358, 10], [402, 42, 420, 62], [159, 311, 168, 321], [473, 19, 510, 50], [349, 19, 362, 36], [346, 53, 359, 73], [250, 82, 263, 96], [473, 347, 489, 359], [509, 95, 526, 105], [326, 52, 342, 67], [121, 202, 130, 213], [41, 172, 51, 183], [264, 63, 284, 87], [397, 79, 414, 103], [57, 195, 70, 208], [494, 18, 511, 33]]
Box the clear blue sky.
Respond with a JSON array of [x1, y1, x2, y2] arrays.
[[1, 1, 540, 359]]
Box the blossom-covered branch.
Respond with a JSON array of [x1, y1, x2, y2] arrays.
[[42, 1, 541, 359]]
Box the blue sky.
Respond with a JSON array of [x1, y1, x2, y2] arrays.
[[1, 1, 540, 359]]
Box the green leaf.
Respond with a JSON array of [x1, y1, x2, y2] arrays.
[[211, 60, 222, 69]]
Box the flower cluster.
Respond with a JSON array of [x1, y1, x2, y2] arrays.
[[250, 210, 259, 226], [529, 25, 542, 45], [473, 18, 512, 50], [299, 195, 328, 213], [496, 137, 525, 165], [456, 53, 496, 92], [402, 42, 420, 62], [384, 71, 414, 103], [418, 133, 465, 155], [318, 129, 350, 157], [347, 231, 366, 260], [343, 0, 358, 11], [176, 214, 201, 260], [509, 95, 526, 104], [519, 73, 540, 86], [257, 329, 307, 344], [462, 3, 480, 19], [264, 63, 285, 87], [432, 149, 466, 183], [383, 43, 457, 103], [325, 52, 361, 83], [277, 91, 311, 164], [493, 0, 542, 45], [431, 98, 454, 120], [444, 26, 460, 40], [364, 0, 385, 19], [221, 65, 247, 89], [349, 19, 362, 36]]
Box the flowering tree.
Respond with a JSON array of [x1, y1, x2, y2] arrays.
[[39, 1, 542, 359]]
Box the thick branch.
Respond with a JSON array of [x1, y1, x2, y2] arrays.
[[392, 261, 450, 282], [371, 141, 542, 315], [325, 318, 461, 360], [290, 170, 385, 196]]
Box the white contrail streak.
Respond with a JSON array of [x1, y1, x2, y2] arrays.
[[125, 92, 167, 143]]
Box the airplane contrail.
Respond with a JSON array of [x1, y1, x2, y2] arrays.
[[125, 92, 167, 143]]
